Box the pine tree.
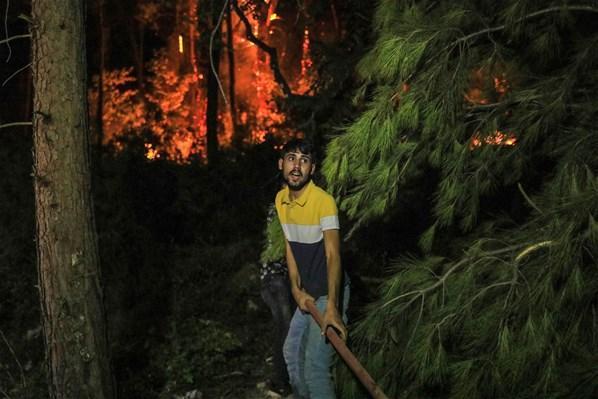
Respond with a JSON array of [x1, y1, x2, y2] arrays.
[[31, 0, 114, 397], [322, 1, 598, 397]]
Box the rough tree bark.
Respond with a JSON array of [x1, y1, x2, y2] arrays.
[[31, 1, 114, 398]]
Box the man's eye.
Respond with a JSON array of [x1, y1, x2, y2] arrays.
[[301, 158, 309, 163]]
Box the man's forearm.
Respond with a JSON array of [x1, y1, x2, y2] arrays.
[[323, 229, 342, 311], [326, 255, 342, 310], [289, 271, 302, 302], [285, 240, 304, 304]]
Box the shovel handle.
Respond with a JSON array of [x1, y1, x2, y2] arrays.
[[305, 300, 390, 399]]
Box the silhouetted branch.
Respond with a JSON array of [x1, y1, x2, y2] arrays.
[[210, 0, 230, 105], [0, 328, 26, 388], [450, 5, 598, 48], [0, 122, 32, 130], [2, 62, 31, 86], [0, 33, 30, 45], [230, 0, 293, 97]]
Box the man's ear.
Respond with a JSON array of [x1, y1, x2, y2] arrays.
[[278, 158, 283, 170], [310, 163, 316, 175]]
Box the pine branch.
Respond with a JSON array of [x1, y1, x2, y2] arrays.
[[449, 5, 598, 49], [514, 240, 554, 262], [0, 33, 30, 45], [382, 243, 528, 309], [517, 183, 544, 215], [230, 0, 293, 97], [0, 122, 32, 130]]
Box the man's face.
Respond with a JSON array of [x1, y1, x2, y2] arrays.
[[279, 150, 315, 191]]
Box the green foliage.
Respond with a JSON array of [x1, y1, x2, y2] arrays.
[[326, 0, 598, 397], [260, 210, 286, 264], [155, 318, 242, 398]]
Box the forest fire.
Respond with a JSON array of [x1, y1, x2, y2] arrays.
[[465, 67, 517, 149], [90, 1, 323, 162]]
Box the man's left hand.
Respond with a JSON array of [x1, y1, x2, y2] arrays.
[[322, 306, 347, 341]]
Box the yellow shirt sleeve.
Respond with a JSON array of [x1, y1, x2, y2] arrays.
[[319, 194, 339, 230]]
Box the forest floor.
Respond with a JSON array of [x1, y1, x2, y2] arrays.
[[189, 262, 292, 399], [198, 308, 293, 399], [195, 267, 376, 399], [193, 265, 376, 399]]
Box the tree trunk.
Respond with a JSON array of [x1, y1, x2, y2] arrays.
[[96, 0, 106, 149], [226, 5, 239, 147], [205, 2, 222, 164], [31, 1, 115, 398], [115, 0, 144, 89]]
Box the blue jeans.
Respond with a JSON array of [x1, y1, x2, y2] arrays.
[[283, 284, 350, 399]]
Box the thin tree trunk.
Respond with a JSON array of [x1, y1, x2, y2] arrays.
[[115, 1, 144, 88], [31, 1, 114, 398], [205, 2, 222, 164], [97, 0, 106, 149], [226, 5, 238, 147]]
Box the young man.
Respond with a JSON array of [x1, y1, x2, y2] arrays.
[[275, 139, 349, 399]]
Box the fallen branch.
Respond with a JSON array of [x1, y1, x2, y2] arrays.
[[212, 370, 244, 380]]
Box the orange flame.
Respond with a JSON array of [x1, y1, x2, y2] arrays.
[[465, 67, 517, 149], [470, 130, 517, 149], [95, 2, 326, 163]]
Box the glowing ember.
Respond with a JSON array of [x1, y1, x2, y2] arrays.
[[145, 143, 160, 160], [295, 28, 316, 94], [465, 67, 518, 149], [470, 130, 517, 149], [493, 73, 509, 95]]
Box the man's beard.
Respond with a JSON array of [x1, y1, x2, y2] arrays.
[[284, 173, 311, 191]]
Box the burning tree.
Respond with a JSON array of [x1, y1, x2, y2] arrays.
[[87, 0, 358, 163], [86, 0, 378, 168], [323, 1, 598, 398]]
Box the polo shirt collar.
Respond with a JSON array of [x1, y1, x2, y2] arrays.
[[281, 180, 315, 207]]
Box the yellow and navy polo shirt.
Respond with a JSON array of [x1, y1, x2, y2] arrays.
[[275, 181, 340, 298]]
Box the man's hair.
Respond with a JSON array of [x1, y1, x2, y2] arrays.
[[280, 138, 317, 163]]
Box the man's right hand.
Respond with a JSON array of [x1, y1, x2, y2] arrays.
[[293, 288, 315, 312]]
